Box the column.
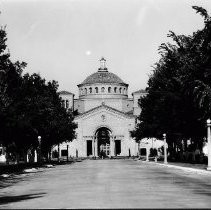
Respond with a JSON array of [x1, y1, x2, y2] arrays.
[[85, 140, 87, 157], [114, 139, 116, 156], [109, 137, 112, 157], [92, 137, 95, 157], [95, 136, 98, 157], [110, 136, 114, 157]]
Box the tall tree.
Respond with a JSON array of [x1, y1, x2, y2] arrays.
[[131, 6, 211, 157], [0, 26, 26, 153], [0, 24, 77, 162]]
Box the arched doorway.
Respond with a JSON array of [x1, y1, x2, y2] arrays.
[[95, 127, 111, 157]]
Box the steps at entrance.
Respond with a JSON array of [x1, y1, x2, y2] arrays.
[[85, 156, 137, 160], [112, 156, 134, 159]]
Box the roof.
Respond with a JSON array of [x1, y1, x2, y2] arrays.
[[79, 71, 128, 86], [58, 91, 74, 95], [132, 89, 147, 95], [75, 103, 135, 120]]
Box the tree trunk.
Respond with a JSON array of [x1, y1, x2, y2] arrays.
[[16, 152, 20, 164], [24, 150, 28, 163]]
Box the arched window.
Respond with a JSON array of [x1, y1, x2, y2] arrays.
[[61, 100, 65, 108], [66, 100, 69, 108], [85, 88, 87, 94], [101, 87, 105, 93], [119, 88, 122, 93], [89, 87, 92, 93], [108, 87, 111, 93], [114, 87, 117, 93], [95, 87, 98, 93]]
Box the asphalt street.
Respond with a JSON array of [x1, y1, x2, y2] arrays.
[[0, 159, 211, 208]]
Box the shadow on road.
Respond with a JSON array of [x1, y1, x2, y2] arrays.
[[0, 193, 46, 205]]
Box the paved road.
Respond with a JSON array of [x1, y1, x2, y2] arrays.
[[1, 159, 211, 208]]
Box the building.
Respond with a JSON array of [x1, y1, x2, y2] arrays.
[[54, 58, 149, 158]]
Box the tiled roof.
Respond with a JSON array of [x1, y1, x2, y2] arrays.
[[132, 89, 147, 95], [80, 71, 127, 85], [58, 91, 74, 95]]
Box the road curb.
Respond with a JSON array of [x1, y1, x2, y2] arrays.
[[139, 160, 211, 175]]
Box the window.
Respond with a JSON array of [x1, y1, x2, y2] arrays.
[[119, 88, 122, 93], [66, 100, 69, 108], [85, 88, 87, 94], [114, 87, 117, 93], [95, 87, 98, 93], [101, 87, 105, 93], [61, 149, 68, 156], [89, 87, 92, 93], [61, 100, 65, 108], [124, 88, 126, 94], [108, 87, 111, 93]]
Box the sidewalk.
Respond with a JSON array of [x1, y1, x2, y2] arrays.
[[140, 160, 211, 175], [0, 160, 76, 176]]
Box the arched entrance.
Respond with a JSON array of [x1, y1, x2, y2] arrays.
[[95, 127, 111, 157]]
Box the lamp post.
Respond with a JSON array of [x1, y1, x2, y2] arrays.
[[67, 145, 69, 162], [207, 119, 211, 170], [145, 142, 149, 162], [38, 136, 41, 163], [163, 133, 168, 164]]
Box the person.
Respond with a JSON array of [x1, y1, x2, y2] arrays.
[[100, 150, 104, 159]]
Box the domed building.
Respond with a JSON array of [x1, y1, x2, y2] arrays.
[[55, 58, 147, 158]]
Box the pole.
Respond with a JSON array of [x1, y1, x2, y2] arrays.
[[138, 141, 140, 157], [38, 136, 41, 163], [163, 133, 168, 164], [58, 144, 60, 162], [146, 147, 149, 162], [207, 119, 211, 170], [67, 145, 69, 162]]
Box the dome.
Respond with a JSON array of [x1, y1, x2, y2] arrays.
[[79, 57, 127, 86], [81, 71, 126, 85]]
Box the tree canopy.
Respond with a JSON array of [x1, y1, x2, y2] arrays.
[[0, 25, 77, 160], [131, 6, 211, 155]]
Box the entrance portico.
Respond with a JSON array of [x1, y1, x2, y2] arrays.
[[69, 102, 137, 157], [85, 131, 123, 158]]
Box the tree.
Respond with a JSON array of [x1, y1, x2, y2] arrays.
[[8, 73, 77, 160], [0, 26, 26, 158], [0, 23, 77, 162], [131, 6, 211, 159]]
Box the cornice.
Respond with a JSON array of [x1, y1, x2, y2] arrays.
[[75, 103, 135, 120]]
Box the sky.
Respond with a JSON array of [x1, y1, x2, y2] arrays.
[[0, 0, 211, 97]]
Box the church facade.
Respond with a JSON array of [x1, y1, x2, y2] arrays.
[[55, 58, 147, 158]]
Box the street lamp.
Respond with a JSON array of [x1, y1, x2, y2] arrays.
[[163, 133, 168, 164], [206, 119, 211, 170], [38, 136, 41, 163], [145, 142, 149, 162]]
